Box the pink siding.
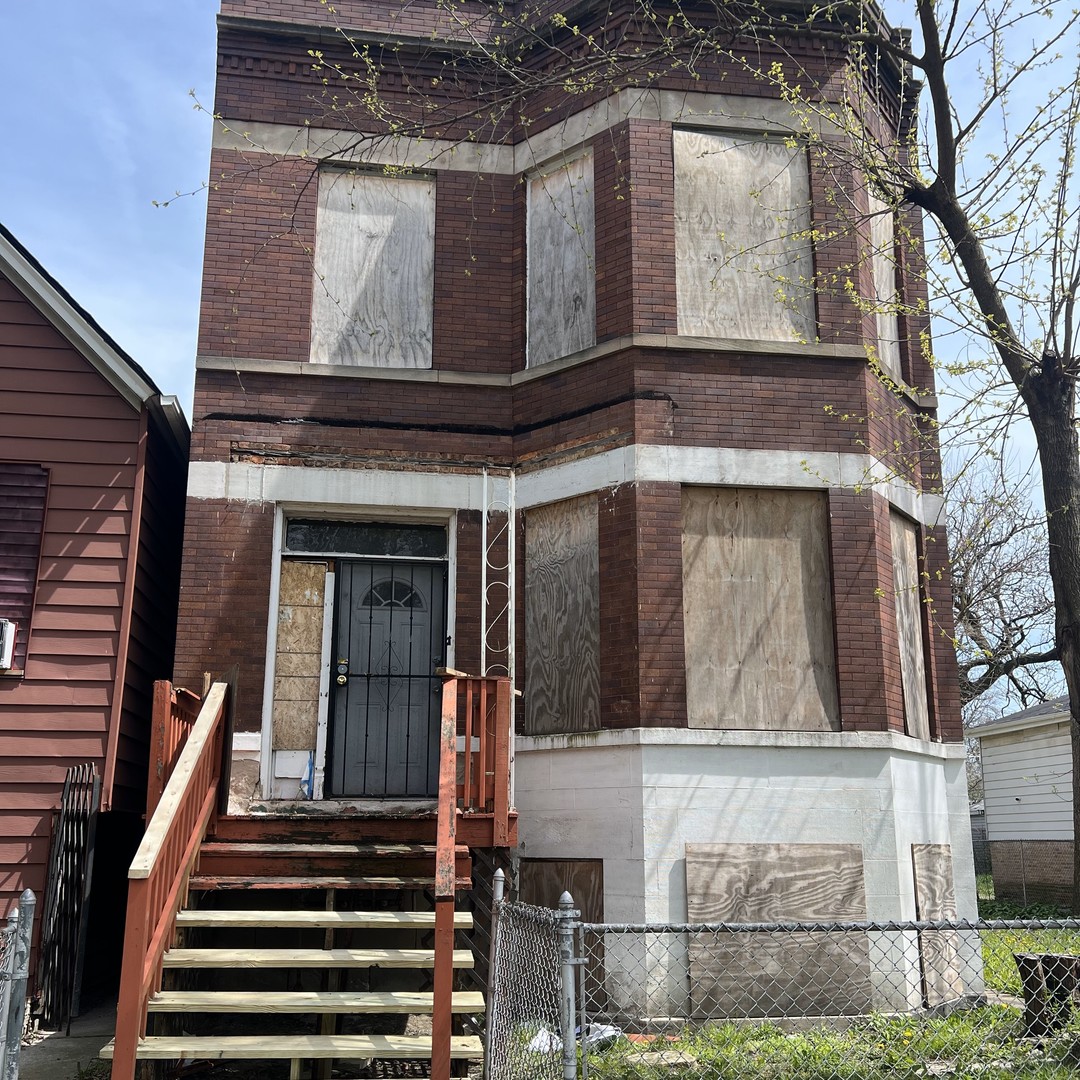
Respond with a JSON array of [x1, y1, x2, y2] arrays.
[[0, 268, 180, 909]]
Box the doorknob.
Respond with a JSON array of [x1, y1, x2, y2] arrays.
[[336, 674, 347, 686]]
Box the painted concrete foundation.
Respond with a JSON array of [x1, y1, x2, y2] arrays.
[[516, 728, 981, 1017]]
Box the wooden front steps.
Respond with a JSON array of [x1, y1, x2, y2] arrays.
[[106, 833, 486, 1075], [175, 907, 474, 929], [102, 1033, 485, 1061], [193, 840, 473, 890], [162, 946, 476, 968], [210, 809, 517, 850], [148, 989, 486, 1013]]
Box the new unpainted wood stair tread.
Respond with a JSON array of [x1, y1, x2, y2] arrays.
[[100, 1033, 484, 1061], [148, 989, 486, 1013], [175, 908, 474, 929], [188, 875, 469, 890], [162, 946, 474, 968]]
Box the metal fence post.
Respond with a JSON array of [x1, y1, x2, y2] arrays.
[[0, 910, 17, 1080], [483, 869, 506, 1080], [4, 890, 34, 1080], [556, 891, 580, 1080]]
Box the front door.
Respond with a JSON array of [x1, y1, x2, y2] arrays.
[[329, 560, 448, 797]]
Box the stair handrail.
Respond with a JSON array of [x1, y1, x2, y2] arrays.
[[431, 673, 460, 1080], [111, 681, 228, 1080]]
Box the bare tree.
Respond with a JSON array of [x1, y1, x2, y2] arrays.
[[948, 459, 1060, 712]]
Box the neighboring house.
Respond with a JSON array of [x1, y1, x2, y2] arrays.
[[108, 1, 975, 1071], [966, 697, 1072, 903], [0, 224, 189, 973]]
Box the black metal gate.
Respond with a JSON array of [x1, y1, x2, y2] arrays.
[[36, 762, 100, 1031], [328, 559, 448, 797]]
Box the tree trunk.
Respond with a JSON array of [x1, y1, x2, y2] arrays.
[[1025, 361, 1080, 912]]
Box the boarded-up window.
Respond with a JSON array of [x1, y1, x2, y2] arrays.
[[891, 512, 930, 739], [911, 844, 966, 1005], [674, 130, 815, 341], [311, 170, 435, 368], [272, 560, 328, 752], [519, 858, 604, 919], [682, 487, 838, 730], [869, 194, 902, 382], [524, 495, 600, 734], [527, 153, 596, 366], [0, 463, 48, 673], [686, 843, 870, 1017]]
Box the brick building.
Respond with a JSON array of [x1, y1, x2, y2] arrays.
[[176, 0, 973, 930]]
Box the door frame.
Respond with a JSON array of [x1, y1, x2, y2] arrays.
[[260, 505, 457, 802]]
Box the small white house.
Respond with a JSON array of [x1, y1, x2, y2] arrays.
[[966, 697, 1072, 903]]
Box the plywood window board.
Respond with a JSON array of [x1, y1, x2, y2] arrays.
[[890, 512, 930, 740], [519, 858, 604, 919], [686, 843, 872, 1018], [674, 130, 815, 341], [527, 152, 596, 366], [911, 843, 965, 1005], [523, 494, 601, 735], [311, 169, 435, 368], [869, 193, 903, 383], [682, 487, 839, 731], [272, 560, 328, 752]]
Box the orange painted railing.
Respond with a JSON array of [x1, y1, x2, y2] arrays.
[[146, 681, 202, 819], [455, 675, 513, 842], [431, 673, 513, 1080], [111, 682, 227, 1080]]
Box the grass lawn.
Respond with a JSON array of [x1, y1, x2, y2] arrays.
[[585, 903, 1080, 1079], [586, 1010, 1080, 1079]]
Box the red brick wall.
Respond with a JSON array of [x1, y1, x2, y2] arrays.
[[199, 149, 317, 362], [434, 172, 522, 375], [174, 498, 276, 733], [991, 840, 1074, 906], [634, 482, 687, 728], [829, 489, 904, 733], [594, 120, 677, 341]]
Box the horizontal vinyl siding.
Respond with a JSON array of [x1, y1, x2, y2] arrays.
[[981, 722, 1073, 840], [0, 268, 142, 906], [111, 413, 187, 813]]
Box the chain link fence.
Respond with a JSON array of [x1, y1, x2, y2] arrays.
[[575, 918, 1080, 1079], [487, 896, 1080, 1079], [972, 839, 1075, 908], [486, 899, 565, 1080], [0, 890, 35, 1080]]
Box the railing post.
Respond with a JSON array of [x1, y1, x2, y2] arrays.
[[0, 909, 17, 1079], [4, 890, 34, 1080], [431, 675, 459, 1080], [556, 891, 580, 1080], [147, 681, 173, 821]]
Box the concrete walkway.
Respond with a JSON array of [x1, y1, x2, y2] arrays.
[[19, 999, 115, 1080]]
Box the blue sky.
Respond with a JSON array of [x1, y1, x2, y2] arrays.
[[1, 1, 220, 420]]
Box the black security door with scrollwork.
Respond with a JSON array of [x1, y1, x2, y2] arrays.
[[329, 560, 448, 796]]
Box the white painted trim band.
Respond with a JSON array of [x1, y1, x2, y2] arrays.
[[187, 447, 945, 526], [514, 725, 965, 759], [212, 88, 830, 176]]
